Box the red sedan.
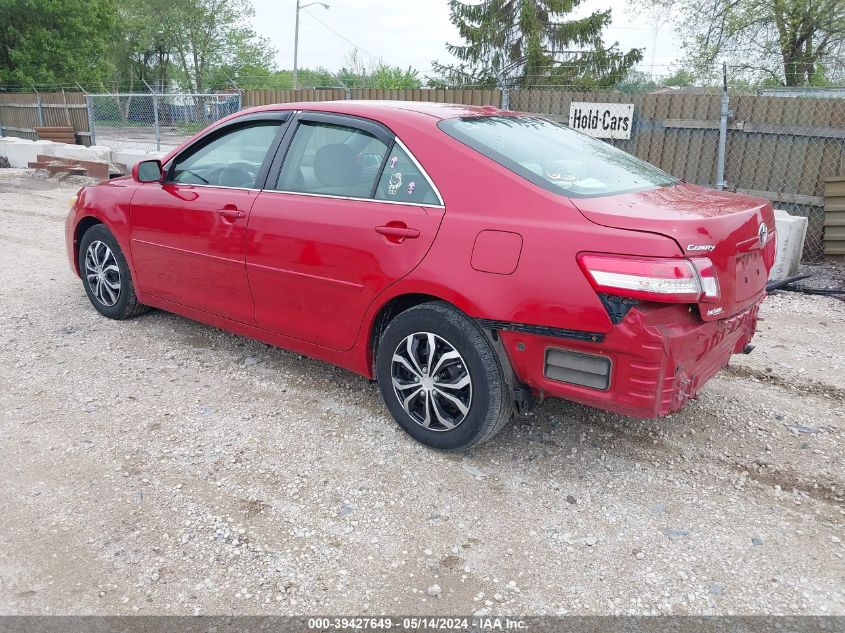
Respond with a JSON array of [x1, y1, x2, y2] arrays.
[[66, 101, 775, 449]]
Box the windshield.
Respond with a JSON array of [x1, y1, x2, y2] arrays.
[[438, 115, 677, 198]]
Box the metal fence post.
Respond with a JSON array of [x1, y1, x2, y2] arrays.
[[145, 81, 161, 152], [85, 94, 96, 146], [34, 89, 45, 127], [716, 63, 729, 190], [501, 86, 510, 110], [153, 94, 161, 151]]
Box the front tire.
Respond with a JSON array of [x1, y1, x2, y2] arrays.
[[78, 224, 148, 320], [375, 301, 513, 450]]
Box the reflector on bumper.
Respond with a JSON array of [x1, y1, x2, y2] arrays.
[[545, 348, 611, 390]]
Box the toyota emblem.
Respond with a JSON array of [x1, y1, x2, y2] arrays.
[[758, 223, 768, 245]]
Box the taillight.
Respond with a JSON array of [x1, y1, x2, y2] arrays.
[[687, 257, 720, 302], [577, 254, 720, 304]]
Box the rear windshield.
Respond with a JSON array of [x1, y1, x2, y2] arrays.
[[438, 115, 677, 198]]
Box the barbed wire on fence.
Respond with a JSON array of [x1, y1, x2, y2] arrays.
[[2, 62, 823, 94]]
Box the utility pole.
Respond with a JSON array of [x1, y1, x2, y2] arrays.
[[293, 0, 330, 90]]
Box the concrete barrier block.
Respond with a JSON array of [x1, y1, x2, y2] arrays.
[[111, 149, 150, 169], [0, 138, 59, 167], [112, 149, 167, 174], [770, 209, 808, 281], [49, 143, 112, 163]]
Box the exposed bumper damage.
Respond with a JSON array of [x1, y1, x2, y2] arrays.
[[500, 296, 763, 418]]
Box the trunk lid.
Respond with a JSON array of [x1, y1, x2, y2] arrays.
[[572, 183, 776, 320]]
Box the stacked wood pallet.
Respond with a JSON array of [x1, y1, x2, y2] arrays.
[[34, 126, 77, 144]]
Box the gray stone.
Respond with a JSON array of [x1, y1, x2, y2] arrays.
[[664, 528, 689, 539]]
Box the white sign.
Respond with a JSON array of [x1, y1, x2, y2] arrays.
[[568, 102, 634, 139]]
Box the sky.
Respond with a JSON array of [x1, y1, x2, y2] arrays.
[[251, 0, 684, 81]]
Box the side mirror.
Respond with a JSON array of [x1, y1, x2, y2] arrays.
[[133, 159, 163, 183]]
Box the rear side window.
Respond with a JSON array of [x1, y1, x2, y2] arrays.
[[374, 144, 440, 205], [274, 121, 388, 198], [438, 116, 676, 198]]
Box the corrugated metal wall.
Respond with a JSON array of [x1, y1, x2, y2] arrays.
[[0, 92, 91, 143], [824, 177, 845, 259]]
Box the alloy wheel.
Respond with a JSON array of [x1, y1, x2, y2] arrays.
[[391, 331, 473, 431], [84, 240, 121, 307]]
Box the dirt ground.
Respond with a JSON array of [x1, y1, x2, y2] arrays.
[[0, 168, 842, 616]]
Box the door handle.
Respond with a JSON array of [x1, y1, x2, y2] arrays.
[[375, 225, 420, 240], [217, 208, 245, 219]]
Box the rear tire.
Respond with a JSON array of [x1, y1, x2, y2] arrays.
[[78, 224, 149, 320], [375, 301, 513, 450]]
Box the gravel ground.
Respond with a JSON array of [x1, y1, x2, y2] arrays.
[[0, 168, 843, 616], [797, 262, 845, 298]]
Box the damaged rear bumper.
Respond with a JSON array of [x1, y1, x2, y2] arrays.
[[499, 297, 763, 418]]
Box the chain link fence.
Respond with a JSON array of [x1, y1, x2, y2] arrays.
[[3, 84, 843, 261], [507, 86, 845, 262], [86, 92, 242, 152]]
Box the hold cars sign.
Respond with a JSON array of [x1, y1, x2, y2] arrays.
[[568, 102, 635, 139]]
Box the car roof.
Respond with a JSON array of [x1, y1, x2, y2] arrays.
[[242, 100, 515, 121], [161, 100, 520, 165]]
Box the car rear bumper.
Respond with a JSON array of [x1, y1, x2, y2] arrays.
[[499, 297, 763, 418]]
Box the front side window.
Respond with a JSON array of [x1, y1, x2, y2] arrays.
[[438, 115, 677, 198], [374, 144, 440, 205], [170, 121, 282, 188], [275, 121, 389, 198]]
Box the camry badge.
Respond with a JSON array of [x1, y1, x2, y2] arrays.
[[758, 223, 768, 245], [686, 244, 715, 252]]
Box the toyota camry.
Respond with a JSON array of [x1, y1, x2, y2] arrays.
[[66, 101, 776, 449]]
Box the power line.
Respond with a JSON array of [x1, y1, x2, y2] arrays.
[[301, 8, 382, 62]]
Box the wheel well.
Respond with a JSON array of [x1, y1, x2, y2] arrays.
[[73, 217, 103, 272], [367, 293, 528, 411], [369, 293, 445, 372]]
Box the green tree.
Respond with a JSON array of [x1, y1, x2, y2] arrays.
[[369, 65, 421, 89], [432, 0, 642, 87], [235, 67, 341, 90], [112, 0, 174, 92], [0, 0, 118, 88], [615, 69, 658, 93], [164, 0, 276, 93], [663, 68, 695, 87], [110, 0, 276, 93], [634, 0, 845, 86], [334, 49, 422, 89]]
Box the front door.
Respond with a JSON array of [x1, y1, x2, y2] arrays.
[[130, 115, 286, 324], [247, 114, 445, 350]]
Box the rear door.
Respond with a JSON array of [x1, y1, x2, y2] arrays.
[[247, 112, 445, 350], [129, 113, 288, 324]]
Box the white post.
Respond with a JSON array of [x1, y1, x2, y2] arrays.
[[293, 0, 300, 90], [716, 62, 730, 190]]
